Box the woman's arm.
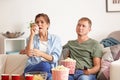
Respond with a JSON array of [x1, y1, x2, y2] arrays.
[[25, 24, 36, 56], [32, 49, 53, 61]]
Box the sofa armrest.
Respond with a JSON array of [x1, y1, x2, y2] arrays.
[[110, 59, 120, 80]]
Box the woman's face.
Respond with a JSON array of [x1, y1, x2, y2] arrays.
[[35, 16, 49, 33]]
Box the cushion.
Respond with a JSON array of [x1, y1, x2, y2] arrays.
[[110, 44, 120, 60], [4, 54, 28, 75], [102, 47, 114, 62], [100, 37, 120, 47]]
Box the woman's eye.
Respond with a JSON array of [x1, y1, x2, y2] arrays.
[[41, 21, 44, 24], [36, 21, 39, 24], [83, 25, 85, 27], [77, 24, 81, 26]]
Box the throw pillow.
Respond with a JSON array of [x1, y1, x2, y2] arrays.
[[102, 47, 114, 62], [97, 46, 113, 80], [110, 44, 120, 60]]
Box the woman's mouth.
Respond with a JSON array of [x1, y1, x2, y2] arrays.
[[39, 28, 42, 29]]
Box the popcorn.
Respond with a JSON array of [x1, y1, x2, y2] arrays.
[[52, 65, 69, 71], [63, 58, 76, 62]]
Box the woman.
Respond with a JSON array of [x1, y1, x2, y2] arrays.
[[21, 13, 62, 80]]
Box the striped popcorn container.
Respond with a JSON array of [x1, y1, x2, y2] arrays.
[[60, 58, 76, 74], [52, 65, 69, 80]]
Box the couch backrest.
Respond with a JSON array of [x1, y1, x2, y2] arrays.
[[108, 30, 120, 42]]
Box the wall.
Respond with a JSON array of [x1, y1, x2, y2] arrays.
[[0, 0, 120, 45]]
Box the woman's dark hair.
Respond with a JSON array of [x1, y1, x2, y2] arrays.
[[35, 13, 50, 24]]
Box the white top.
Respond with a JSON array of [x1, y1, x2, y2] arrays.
[[40, 41, 48, 61]]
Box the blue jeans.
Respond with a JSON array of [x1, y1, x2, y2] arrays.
[[69, 70, 96, 80], [24, 61, 52, 80]]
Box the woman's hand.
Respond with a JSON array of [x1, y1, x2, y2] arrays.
[[20, 49, 34, 57], [25, 48, 43, 57], [20, 49, 26, 54], [30, 49, 53, 61], [25, 49, 34, 57], [30, 23, 39, 36], [32, 49, 43, 57]]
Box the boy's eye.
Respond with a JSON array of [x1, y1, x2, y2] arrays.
[[83, 25, 86, 27]]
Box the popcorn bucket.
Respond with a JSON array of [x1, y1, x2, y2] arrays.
[[52, 65, 69, 80], [61, 59, 76, 74]]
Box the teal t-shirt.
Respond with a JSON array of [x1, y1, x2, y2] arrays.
[[63, 38, 102, 69]]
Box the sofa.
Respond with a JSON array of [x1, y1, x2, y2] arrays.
[[0, 51, 120, 80], [0, 30, 120, 80]]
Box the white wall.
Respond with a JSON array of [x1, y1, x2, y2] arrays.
[[0, 0, 120, 45]]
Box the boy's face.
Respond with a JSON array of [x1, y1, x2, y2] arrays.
[[76, 20, 91, 36]]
